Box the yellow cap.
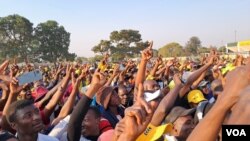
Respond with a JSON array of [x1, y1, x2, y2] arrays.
[[136, 123, 173, 141], [187, 90, 206, 104], [146, 74, 154, 80], [75, 69, 81, 75]]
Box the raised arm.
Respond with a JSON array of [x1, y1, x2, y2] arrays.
[[0, 82, 9, 111], [105, 64, 119, 86], [51, 70, 86, 125], [42, 65, 72, 121], [149, 56, 162, 77], [67, 71, 107, 141], [179, 56, 215, 97], [1, 78, 24, 132], [35, 81, 62, 108], [187, 64, 250, 141], [135, 41, 153, 90], [191, 71, 206, 89], [0, 60, 9, 74], [150, 74, 184, 126]]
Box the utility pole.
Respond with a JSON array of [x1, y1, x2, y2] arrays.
[[234, 30, 237, 42]]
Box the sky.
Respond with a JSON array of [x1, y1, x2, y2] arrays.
[[1, 0, 250, 57]]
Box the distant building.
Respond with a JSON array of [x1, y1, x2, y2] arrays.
[[226, 40, 250, 53]]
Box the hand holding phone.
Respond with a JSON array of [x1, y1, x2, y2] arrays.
[[17, 70, 43, 86]]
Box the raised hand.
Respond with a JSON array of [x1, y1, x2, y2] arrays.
[[65, 64, 73, 78], [10, 64, 19, 77], [218, 64, 250, 108], [80, 65, 90, 79], [141, 41, 153, 61], [113, 64, 120, 76], [166, 59, 174, 67], [0, 60, 10, 74], [56, 64, 64, 76], [117, 83, 153, 140], [91, 70, 107, 88], [156, 56, 163, 65], [9, 77, 25, 95], [173, 73, 183, 86], [135, 83, 152, 114]]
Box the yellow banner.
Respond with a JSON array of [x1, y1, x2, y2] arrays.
[[238, 40, 250, 47]]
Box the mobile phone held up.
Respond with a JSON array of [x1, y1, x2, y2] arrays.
[[17, 70, 43, 86]]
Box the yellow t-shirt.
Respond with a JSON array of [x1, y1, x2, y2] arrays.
[[98, 62, 107, 72]]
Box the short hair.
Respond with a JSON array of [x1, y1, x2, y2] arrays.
[[6, 100, 34, 124], [88, 106, 101, 118]]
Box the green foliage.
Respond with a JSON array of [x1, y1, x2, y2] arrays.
[[158, 42, 184, 57], [92, 29, 148, 61], [34, 20, 73, 63], [0, 14, 34, 61], [88, 55, 103, 63], [0, 15, 76, 63], [218, 46, 226, 53], [185, 36, 201, 55], [91, 40, 112, 55], [198, 47, 210, 54]]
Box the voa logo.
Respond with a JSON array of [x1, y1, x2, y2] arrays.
[[226, 129, 246, 136]]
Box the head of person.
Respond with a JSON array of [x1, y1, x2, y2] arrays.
[[18, 85, 33, 101], [211, 79, 223, 99], [31, 85, 48, 103], [96, 86, 121, 110], [6, 100, 44, 136], [118, 85, 129, 106], [187, 90, 207, 108], [42, 74, 49, 86], [165, 106, 196, 140], [143, 80, 160, 92], [130, 71, 137, 85], [144, 89, 163, 111], [204, 70, 214, 83], [197, 81, 210, 95], [81, 106, 101, 137], [191, 63, 200, 71]]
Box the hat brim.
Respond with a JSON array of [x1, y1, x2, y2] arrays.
[[180, 108, 196, 117]]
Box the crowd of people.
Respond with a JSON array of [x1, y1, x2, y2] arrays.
[[0, 41, 250, 141]]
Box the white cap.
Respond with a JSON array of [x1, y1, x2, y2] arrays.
[[144, 90, 161, 102]]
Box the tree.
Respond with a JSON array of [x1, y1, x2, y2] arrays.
[[34, 20, 73, 63], [158, 42, 184, 57], [218, 46, 226, 53], [65, 53, 77, 61], [92, 29, 148, 61], [198, 47, 210, 54], [91, 40, 112, 55], [76, 56, 88, 64], [185, 36, 201, 55], [0, 14, 33, 60]]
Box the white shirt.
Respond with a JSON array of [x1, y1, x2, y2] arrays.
[[49, 115, 71, 140], [38, 133, 59, 141], [60, 132, 91, 141], [164, 135, 178, 141], [16, 133, 58, 141]]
